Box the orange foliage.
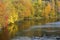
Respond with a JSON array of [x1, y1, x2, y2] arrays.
[[0, 2, 6, 16], [57, 1, 60, 11], [57, 1, 60, 7], [20, 0, 34, 17], [42, 3, 51, 18], [0, 1, 7, 25]]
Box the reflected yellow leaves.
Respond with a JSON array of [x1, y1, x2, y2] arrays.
[[8, 23, 18, 37]]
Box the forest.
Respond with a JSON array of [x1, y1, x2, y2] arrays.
[[0, 0, 60, 25], [0, 0, 60, 38]]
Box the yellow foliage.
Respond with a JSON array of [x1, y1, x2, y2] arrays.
[[45, 3, 51, 14], [8, 8, 18, 23], [42, 2, 51, 18], [8, 16, 18, 24], [57, 1, 60, 7], [5, 1, 18, 23], [38, 0, 42, 5], [19, 0, 34, 17]]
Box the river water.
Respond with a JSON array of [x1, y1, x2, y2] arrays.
[[0, 19, 60, 40]]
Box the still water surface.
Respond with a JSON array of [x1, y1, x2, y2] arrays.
[[0, 19, 60, 40]]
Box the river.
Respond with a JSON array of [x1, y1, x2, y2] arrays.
[[0, 19, 60, 40]]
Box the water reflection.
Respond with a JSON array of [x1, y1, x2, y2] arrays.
[[0, 18, 60, 40], [8, 23, 18, 37]]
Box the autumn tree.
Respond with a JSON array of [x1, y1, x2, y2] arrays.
[[0, 1, 7, 26]]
